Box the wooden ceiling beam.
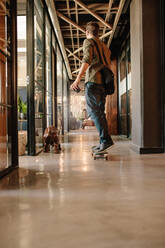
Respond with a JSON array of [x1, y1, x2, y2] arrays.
[[63, 33, 86, 38], [107, 0, 126, 47], [57, 3, 109, 11], [66, 0, 77, 71], [75, 2, 81, 67], [72, 68, 80, 74], [58, 5, 118, 13], [66, 48, 81, 62], [46, 0, 72, 79], [56, 10, 86, 33], [60, 10, 117, 15], [0, 1, 6, 11], [73, 0, 112, 30], [0, 1, 9, 15], [102, 0, 113, 37]]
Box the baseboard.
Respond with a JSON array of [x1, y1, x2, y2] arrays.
[[130, 143, 164, 154], [0, 166, 18, 179]]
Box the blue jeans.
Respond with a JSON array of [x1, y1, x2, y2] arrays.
[[85, 82, 113, 145]]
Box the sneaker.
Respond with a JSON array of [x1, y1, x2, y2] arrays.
[[96, 142, 114, 153], [91, 144, 100, 151]]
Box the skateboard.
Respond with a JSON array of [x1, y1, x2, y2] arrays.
[[93, 151, 109, 160], [91, 144, 114, 160]]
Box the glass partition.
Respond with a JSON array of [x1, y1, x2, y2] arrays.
[[52, 33, 56, 127], [63, 65, 69, 132], [17, 0, 70, 156], [34, 0, 44, 152], [46, 15, 53, 127], [17, 1, 27, 157], [56, 46, 63, 133], [0, 0, 13, 171]]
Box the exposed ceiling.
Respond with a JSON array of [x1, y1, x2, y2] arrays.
[[53, 0, 130, 79]]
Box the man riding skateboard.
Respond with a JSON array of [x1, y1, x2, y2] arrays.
[[70, 21, 114, 153]]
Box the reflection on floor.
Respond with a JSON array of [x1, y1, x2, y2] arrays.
[[0, 130, 165, 248]]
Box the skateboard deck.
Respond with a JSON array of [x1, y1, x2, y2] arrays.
[[91, 144, 114, 160], [92, 151, 109, 160]]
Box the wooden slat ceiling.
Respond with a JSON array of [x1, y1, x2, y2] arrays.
[[53, 0, 129, 78]]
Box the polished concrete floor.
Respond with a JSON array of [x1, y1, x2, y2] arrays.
[[1, 130, 165, 248]]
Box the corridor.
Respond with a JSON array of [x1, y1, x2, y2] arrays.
[[0, 130, 165, 248]]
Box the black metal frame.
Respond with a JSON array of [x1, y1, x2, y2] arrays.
[[62, 62, 64, 135], [27, 0, 35, 155], [0, 0, 18, 178], [42, 5, 46, 133], [53, 48, 58, 128], [11, 0, 18, 166], [50, 29, 53, 126], [160, 0, 165, 152]]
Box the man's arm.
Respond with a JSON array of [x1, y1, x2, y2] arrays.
[[70, 62, 89, 91]]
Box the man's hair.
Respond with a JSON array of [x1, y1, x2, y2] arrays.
[[86, 22, 99, 36]]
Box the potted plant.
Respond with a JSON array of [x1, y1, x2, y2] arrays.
[[18, 96, 27, 119], [22, 101, 27, 119]]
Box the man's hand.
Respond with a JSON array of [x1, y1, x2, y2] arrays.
[[70, 79, 80, 91], [70, 62, 89, 91]]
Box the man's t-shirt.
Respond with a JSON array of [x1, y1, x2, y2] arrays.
[[82, 37, 111, 84]]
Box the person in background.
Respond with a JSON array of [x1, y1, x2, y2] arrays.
[[70, 21, 114, 153]]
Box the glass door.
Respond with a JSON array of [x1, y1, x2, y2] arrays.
[[63, 66, 69, 133], [34, 0, 44, 153], [45, 15, 53, 127], [56, 46, 63, 133], [0, 0, 17, 173], [52, 48, 57, 127], [17, 0, 27, 156]]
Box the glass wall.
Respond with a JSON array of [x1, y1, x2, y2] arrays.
[[23, 0, 69, 155], [0, 0, 17, 174], [118, 39, 132, 137], [45, 15, 53, 127], [56, 46, 63, 133], [0, 0, 70, 165], [70, 94, 86, 130], [17, 0, 27, 157], [34, 0, 44, 152], [52, 33, 57, 127], [63, 65, 69, 132], [17, 15, 27, 126], [0, 1, 12, 171]]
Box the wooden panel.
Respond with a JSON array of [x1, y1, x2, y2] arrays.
[[0, 53, 6, 104], [106, 59, 118, 135]]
